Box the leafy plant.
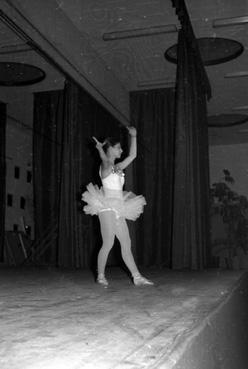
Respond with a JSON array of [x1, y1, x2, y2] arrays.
[[210, 169, 248, 258]]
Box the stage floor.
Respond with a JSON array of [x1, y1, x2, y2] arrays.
[[0, 266, 247, 369]]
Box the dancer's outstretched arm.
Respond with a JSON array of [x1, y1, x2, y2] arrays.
[[92, 136, 108, 163], [117, 126, 137, 170]]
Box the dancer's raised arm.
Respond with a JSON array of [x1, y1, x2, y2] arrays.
[[92, 137, 108, 163], [117, 126, 137, 170]]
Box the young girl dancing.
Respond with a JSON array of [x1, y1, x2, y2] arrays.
[[82, 126, 153, 288]]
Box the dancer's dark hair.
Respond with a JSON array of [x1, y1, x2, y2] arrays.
[[102, 137, 120, 153]]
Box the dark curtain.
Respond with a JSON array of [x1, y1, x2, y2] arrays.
[[130, 88, 175, 267], [171, 28, 211, 270], [57, 80, 122, 268], [33, 82, 122, 269], [0, 102, 6, 262], [33, 90, 64, 265]]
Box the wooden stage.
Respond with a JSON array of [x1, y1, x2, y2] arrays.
[[0, 266, 247, 369]]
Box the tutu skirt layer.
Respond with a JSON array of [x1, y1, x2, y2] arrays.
[[82, 183, 146, 221]]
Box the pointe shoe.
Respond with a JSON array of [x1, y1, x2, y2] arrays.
[[97, 275, 109, 288], [133, 274, 154, 286]]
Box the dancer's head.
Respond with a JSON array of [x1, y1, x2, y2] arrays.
[[103, 137, 123, 159]]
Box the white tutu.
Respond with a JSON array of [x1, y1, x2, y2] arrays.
[[82, 183, 146, 221]]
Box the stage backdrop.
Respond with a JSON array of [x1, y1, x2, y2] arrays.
[[57, 80, 123, 268], [0, 102, 6, 262], [33, 81, 123, 268], [33, 90, 64, 265], [171, 28, 211, 270], [130, 88, 175, 267]]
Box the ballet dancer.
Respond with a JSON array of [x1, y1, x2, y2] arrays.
[[82, 126, 153, 288]]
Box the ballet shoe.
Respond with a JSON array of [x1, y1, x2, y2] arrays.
[[133, 274, 154, 286], [97, 275, 109, 288]]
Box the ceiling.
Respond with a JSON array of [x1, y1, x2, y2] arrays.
[[0, 0, 248, 144], [0, 20, 65, 105]]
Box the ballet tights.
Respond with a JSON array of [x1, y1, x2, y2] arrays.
[[97, 211, 139, 277]]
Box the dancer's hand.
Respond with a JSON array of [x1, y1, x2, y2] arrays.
[[127, 126, 137, 137], [92, 136, 105, 149]]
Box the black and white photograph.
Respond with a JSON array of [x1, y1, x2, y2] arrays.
[[0, 1, 248, 368]]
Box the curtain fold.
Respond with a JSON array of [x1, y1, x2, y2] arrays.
[[0, 102, 6, 262], [33, 81, 122, 269], [57, 80, 122, 268], [57, 81, 93, 269], [171, 28, 211, 270], [130, 88, 175, 267], [33, 90, 64, 265]]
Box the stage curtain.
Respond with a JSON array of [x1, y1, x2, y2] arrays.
[[33, 90, 64, 265], [171, 28, 211, 270], [33, 82, 122, 269], [130, 88, 175, 267], [0, 102, 6, 262], [57, 80, 122, 268]]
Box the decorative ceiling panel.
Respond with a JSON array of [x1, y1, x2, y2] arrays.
[[1, 0, 248, 142]]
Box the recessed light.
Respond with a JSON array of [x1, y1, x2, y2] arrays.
[[165, 37, 244, 66], [103, 24, 177, 41], [208, 114, 248, 127], [137, 79, 175, 88], [213, 15, 248, 28], [0, 62, 45, 86], [232, 106, 248, 111], [225, 71, 248, 78]]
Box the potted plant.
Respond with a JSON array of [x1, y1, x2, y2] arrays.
[[210, 169, 248, 269]]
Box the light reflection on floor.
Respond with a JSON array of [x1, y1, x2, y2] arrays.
[[0, 267, 244, 369]]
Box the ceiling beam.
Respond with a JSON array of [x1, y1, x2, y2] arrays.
[[1, 0, 130, 126], [0, 42, 32, 54], [103, 24, 178, 41]]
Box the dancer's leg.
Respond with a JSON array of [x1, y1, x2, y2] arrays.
[[116, 217, 154, 286], [97, 211, 116, 277], [115, 218, 139, 276]]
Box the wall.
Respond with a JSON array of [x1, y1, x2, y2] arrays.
[[209, 143, 248, 199], [209, 142, 248, 267], [4, 92, 34, 239], [0, 78, 64, 245], [0, 38, 65, 247]]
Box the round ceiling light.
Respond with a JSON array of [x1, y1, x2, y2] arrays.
[[164, 37, 244, 66], [0, 62, 46, 86], [208, 114, 248, 127]]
